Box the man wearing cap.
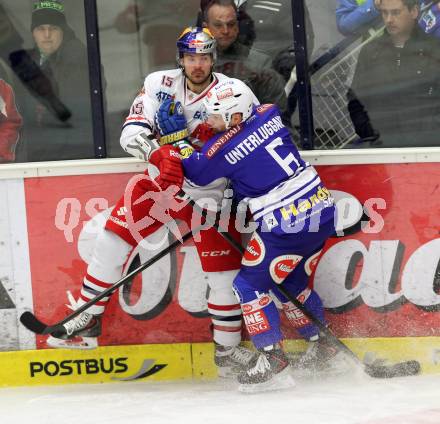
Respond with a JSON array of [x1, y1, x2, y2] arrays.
[[201, 0, 289, 126], [11, 1, 98, 162], [31, 1, 67, 60]]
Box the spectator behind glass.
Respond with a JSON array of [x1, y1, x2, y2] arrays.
[[197, 0, 256, 47], [202, 0, 291, 128], [198, 0, 314, 82], [336, 0, 440, 37], [10, 1, 96, 162], [347, 0, 440, 147], [0, 74, 22, 163]]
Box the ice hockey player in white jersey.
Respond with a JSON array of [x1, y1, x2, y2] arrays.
[[154, 78, 338, 392], [47, 27, 257, 377]]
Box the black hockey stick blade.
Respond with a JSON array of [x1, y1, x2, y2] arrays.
[[364, 360, 421, 378], [20, 311, 52, 334], [20, 311, 70, 335]]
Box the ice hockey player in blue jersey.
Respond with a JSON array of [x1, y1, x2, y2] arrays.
[[154, 78, 339, 393]]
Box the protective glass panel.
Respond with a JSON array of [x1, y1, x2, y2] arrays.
[[98, 0, 298, 156], [0, 1, 94, 163], [210, 0, 296, 133], [97, 0, 201, 157], [304, 0, 440, 149]]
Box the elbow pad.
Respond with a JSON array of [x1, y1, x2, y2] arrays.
[[123, 131, 160, 161]]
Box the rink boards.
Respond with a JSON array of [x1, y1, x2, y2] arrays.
[[0, 150, 439, 387], [1, 337, 440, 387]]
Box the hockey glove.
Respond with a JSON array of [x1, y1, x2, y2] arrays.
[[155, 99, 189, 145], [124, 131, 160, 161], [149, 145, 184, 190]]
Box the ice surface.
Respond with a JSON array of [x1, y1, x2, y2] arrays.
[[0, 373, 439, 424]]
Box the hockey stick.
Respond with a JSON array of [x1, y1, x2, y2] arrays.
[[180, 192, 421, 379], [20, 212, 209, 335]]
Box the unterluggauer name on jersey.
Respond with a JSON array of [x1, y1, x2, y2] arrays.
[[225, 116, 284, 165]]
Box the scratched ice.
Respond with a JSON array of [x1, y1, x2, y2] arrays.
[[0, 373, 439, 424]]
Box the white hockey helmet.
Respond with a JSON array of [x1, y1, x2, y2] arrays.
[[204, 78, 254, 129]]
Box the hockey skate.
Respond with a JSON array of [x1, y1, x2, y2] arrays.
[[46, 291, 101, 350], [46, 333, 99, 350], [47, 311, 102, 349], [214, 343, 259, 378], [291, 336, 352, 376], [237, 344, 295, 393]]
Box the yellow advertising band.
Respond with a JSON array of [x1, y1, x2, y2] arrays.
[[1, 337, 439, 388]]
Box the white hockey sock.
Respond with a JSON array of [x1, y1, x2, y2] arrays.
[[79, 230, 133, 315], [207, 270, 242, 347]]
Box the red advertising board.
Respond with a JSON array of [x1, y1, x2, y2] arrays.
[[316, 163, 440, 338], [24, 163, 440, 348]]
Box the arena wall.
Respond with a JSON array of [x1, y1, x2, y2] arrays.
[[0, 149, 439, 387]]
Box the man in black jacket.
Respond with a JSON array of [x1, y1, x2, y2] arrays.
[[202, 0, 291, 128], [11, 1, 98, 161], [348, 0, 440, 147]]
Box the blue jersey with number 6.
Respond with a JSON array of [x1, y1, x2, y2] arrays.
[[182, 104, 335, 234]]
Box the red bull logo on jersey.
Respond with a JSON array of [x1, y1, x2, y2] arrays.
[[242, 232, 265, 266], [270, 254, 303, 284]]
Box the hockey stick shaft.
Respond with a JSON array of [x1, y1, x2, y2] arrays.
[[20, 214, 209, 335]]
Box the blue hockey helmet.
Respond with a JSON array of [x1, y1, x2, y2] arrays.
[[176, 26, 217, 62]]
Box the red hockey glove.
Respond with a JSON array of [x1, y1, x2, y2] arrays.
[[149, 145, 184, 190]]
